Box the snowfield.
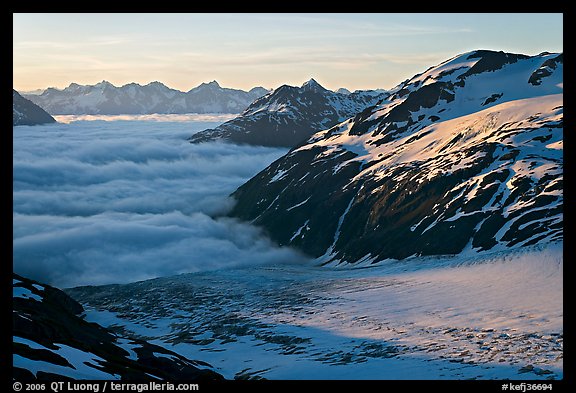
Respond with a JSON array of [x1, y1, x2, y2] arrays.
[[72, 242, 562, 380]]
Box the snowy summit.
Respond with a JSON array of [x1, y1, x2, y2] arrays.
[[189, 78, 388, 147], [230, 50, 563, 264]]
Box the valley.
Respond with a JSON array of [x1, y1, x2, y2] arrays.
[[68, 244, 563, 380]]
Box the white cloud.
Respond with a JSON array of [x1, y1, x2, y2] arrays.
[[55, 114, 237, 124], [13, 116, 307, 288]]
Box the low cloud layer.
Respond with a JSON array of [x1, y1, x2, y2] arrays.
[[14, 116, 307, 288], [54, 114, 237, 124]]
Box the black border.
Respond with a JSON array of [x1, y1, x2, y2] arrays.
[[9, 8, 570, 392]]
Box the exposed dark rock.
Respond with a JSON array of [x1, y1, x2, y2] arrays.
[[529, 53, 563, 86], [482, 93, 503, 106], [189, 79, 388, 147], [13, 90, 56, 126], [461, 50, 530, 77], [13, 274, 225, 381]]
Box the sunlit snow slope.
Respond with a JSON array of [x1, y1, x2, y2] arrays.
[[230, 50, 563, 265]]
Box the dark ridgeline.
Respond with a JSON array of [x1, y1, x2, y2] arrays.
[[189, 78, 388, 147], [13, 89, 56, 126]]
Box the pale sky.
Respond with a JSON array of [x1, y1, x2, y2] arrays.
[[13, 13, 563, 92]]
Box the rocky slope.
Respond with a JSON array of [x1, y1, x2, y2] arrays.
[[13, 273, 224, 381], [229, 50, 563, 264], [189, 79, 388, 147], [24, 80, 269, 115], [13, 90, 56, 126]]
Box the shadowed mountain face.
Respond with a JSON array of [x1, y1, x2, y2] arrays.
[[23, 81, 269, 115], [188, 79, 388, 147], [229, 50, 563, 265], [13, 274, 225, 381], [13, 90, 56, 126]]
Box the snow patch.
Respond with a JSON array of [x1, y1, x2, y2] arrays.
[[286, 197, 311, 211], [290, 220, 310, 242], [270, 169, 288, 183], [13, 286, 42, 302], [14, 343, 121, 380]]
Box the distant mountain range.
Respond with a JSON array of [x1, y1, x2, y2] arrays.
[[229, 50, 563, 264], [23, 81, 270, 115], [189, 78, 388, 147], [13, 90, 56, 126]]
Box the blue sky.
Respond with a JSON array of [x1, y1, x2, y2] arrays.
[[13, 13, 563, 92]]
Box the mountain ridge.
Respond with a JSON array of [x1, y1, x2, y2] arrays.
[[189, 78, 389, 147], [13, 89, 56, 126], [228, 50, 563, 265], [24, 80, 270, 115]]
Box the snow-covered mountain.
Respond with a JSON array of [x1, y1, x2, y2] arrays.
[[188, 78, 388, 147], [229, 50, 563, 264], [13, 89, 56, 126], [336, 87, 352, 95], [24, 81, 269, 115], [13, 273, 224, 380], [19, 88, 45, 95]]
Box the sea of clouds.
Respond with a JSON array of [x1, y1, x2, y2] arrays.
[[13, 115, 309, 288]]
